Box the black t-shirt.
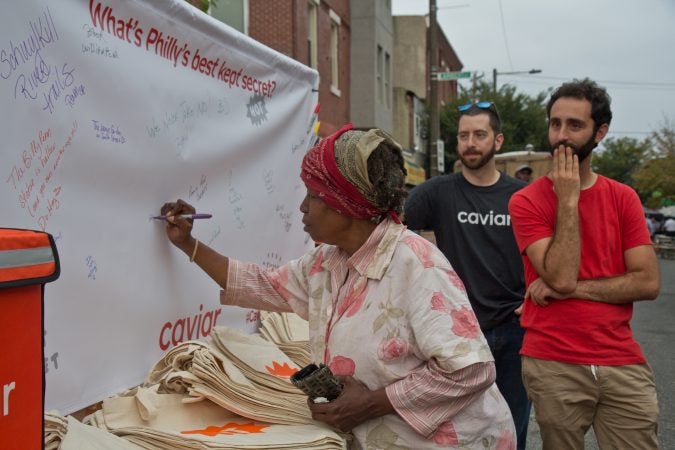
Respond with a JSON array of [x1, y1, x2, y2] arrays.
[[404, 172, 526, 330]]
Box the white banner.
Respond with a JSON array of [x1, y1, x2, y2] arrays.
[[1, 0, 318, 413]]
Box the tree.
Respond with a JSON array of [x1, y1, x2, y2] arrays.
[[186, 0, 218, 12], [592, 137, 650, 188], [633, 117, 675, 208]]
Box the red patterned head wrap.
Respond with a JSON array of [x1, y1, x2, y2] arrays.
[[300, 123, 401, 223]]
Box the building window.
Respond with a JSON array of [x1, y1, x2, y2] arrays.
[[385, 51, 391, 108], [377, 45, 383, 104], [329, 9, 341, 96], [209, 0, 248, 34], [307, 1, 318, 69]]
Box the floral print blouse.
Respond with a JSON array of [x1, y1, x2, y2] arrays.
[[222, 219, 515, 449]]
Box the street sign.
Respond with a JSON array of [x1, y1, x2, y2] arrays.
[[435, 71, 472, 81]]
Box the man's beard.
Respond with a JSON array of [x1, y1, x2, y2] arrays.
[[459, 144, 496, 170], [550, 133, 597, 162]]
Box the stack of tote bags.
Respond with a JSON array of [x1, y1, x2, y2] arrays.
[[83, 386, 346, 449], [258, 311, 312, 368], [44, 411, 141, 450], [145, 327, 311, 425], [44, 313, 348, 450]]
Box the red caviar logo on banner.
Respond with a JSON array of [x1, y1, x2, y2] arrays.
[[158, 304, 222, 351]]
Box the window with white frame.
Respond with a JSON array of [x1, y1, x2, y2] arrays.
[[329, 9, 341, 96], [307, 0, 318, 69]]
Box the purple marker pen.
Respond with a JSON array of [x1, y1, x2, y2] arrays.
[[151, 213, 212, 221]]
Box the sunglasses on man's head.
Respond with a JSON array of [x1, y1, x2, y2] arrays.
[[457, 101, 495, 112]]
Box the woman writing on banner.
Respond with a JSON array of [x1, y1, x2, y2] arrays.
[[160, 124, 515, 449]]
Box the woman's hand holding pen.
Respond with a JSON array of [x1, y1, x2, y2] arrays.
[[160, 199, 196, 251], [159, 199, 230, 288]]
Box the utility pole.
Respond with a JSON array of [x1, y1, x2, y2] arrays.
[[470, 71, 483, 101], [492, 68, 498, 93], [428, 0, 439, 177]]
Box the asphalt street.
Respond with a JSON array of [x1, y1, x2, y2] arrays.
[[525, 258, 675, 449]]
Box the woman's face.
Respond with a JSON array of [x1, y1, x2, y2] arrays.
[[299, 188, 353, 245]]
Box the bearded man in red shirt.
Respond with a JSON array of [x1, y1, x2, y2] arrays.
[[509, 78, 660, 449]]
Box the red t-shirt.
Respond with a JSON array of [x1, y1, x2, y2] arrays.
[[509, 175, 652, 365]]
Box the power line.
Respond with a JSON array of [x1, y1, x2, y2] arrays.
[[497, 0, 513, 70], [483, 76, 675, 92], [506, 74, 675, 88]]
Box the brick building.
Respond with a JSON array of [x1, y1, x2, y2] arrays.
[[213, 0, 350, 136], [208, 1, 463, 177]]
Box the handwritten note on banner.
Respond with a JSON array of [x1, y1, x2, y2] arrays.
[[1, 0, 318, 414]]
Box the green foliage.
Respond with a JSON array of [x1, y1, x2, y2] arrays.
[[439, 80, 549, 170], [186, 0, 217, 13], [632, 118, 675, 208], [592, 137, 650, 187], [649, 116, 675, 157], [589, 117, 675, 207]]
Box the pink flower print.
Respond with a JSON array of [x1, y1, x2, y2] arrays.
[[337, 281, 369, 318], [450, 306, 480, 339], [377, 337, 409, 362], [269, 266, 293, 301], [447, 270, 466, 293], [496, 429, 516, 450], [245, 310, 260, 323], [431, 291, 451, 313], [402, 235, 435, 268], [433, 421, 458, 445], [328, 355, 355, 376], [308, 251, 324, 276]]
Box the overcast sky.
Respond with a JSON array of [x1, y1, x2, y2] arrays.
[[392, 0, 675, 146]]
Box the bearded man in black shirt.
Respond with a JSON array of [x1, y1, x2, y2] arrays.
[[404, 101, 530, 450]]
